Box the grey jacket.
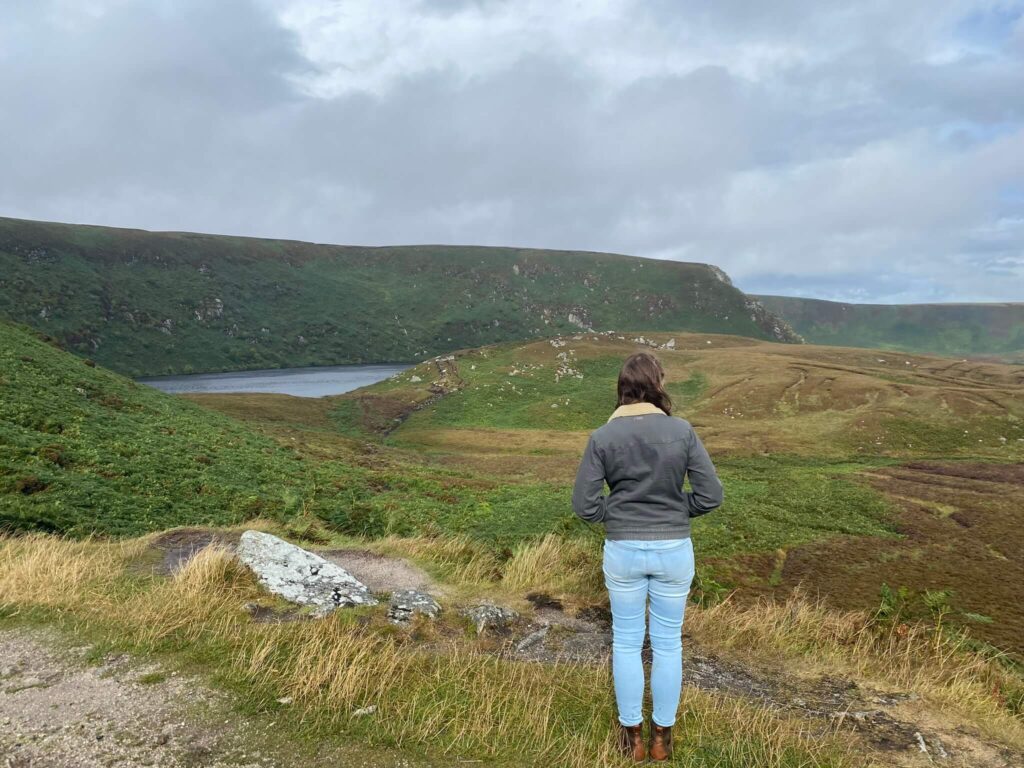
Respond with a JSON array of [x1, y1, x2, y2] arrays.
[[571, 402, 723, 540]]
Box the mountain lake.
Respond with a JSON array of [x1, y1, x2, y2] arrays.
[[138, 364, 413, 398]]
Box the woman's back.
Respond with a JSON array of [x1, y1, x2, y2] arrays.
[[571, 402, 723, 541]]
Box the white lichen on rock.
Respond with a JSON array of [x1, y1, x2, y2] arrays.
[[235, 531, 377, 616]]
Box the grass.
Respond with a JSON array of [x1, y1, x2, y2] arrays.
[[6, 318, 1024, 655], [0, 215, 797, 377], [755, 294, 1024, 362], [0, 534, 866, 768]]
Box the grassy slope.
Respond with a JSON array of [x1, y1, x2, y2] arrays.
[[0, 320, 569, 541], [327, 329, 1024, 652], [755, 294, 1024, 362], [0, 216, 797, 377]]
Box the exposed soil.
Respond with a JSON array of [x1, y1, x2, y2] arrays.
[[318, 549, 438, 595], [144, 528, 242, 576], [0, 628, 440, 768]]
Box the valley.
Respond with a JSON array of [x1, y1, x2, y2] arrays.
[[2, 250, 1024, 766]]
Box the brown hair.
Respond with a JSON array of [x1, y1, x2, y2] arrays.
[[616, 351, 672, 415]]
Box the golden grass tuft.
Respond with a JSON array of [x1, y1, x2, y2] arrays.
[[0, 534, 140, 611], [501, 533, 603, 601], [373, 534, 503, 587]]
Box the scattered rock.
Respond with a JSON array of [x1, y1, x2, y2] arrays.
[[388, 590, 441, 624], [516, 626, 549, 652], [235, 531, 377, 616], [352, 705, 377, 717], [460, 603, 519, 635]]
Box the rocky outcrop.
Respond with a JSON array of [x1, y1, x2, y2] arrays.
[[744, 298, 804, 343], [235, 531, 377, 616]]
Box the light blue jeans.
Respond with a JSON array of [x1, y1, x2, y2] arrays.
[[603, 538, 695, 727]]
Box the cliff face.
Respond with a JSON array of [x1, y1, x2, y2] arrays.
[[0, 216, 798, 376]]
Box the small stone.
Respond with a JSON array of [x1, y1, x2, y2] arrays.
[[277, 696, 293, 705], [352, 705, 377, 717], [388, 590, 441, 624], [460, 603, 519, 635], [516, 626, 549, 652]]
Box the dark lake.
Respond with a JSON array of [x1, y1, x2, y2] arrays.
[[138, 364, 413, 398]]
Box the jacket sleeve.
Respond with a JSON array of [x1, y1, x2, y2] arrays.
[[684, 428, 723, 517], [572, 435, 608, 523]]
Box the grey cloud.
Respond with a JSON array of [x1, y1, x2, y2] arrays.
[[0, 0, 1021, 302]]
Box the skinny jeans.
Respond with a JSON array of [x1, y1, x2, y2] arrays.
[[602, 537, 695, 727]]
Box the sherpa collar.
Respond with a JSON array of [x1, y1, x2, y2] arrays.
[[608, 402, 667, 422]]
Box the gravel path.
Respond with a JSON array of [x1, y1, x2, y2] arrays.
[[0, 628, 435, 768]]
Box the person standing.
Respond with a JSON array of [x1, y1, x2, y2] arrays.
[[572, 351, 723, 762]]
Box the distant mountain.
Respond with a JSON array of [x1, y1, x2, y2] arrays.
[[0, 216, 798, 377], [755, 295, 1024, 362]]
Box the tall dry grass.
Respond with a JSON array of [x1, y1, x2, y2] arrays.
[[688, 589, 1024, 747], [0, 534, 140, 611], [0, 533, 858, 768], [501, 533, 604, 600]]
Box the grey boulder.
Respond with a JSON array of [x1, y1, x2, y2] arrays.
[[388, 590, 442, 624], [236, 530, 377, 616]]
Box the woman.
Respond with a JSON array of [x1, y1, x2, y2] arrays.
[[572, 351, 723, 762]]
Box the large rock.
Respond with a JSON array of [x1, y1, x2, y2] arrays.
[[236, 531, 377, 616]]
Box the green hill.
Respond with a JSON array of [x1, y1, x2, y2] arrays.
[[0, 216, 798, 377], [755, 294, 1024, 362], [0, 320, 343, 535], [0, 320, 566, 540]]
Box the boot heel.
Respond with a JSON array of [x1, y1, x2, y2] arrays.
[[616, 723, 646, 762], [649, 720, 673, 761]]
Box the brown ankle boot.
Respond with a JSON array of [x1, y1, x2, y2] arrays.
[[616, 722, 646, 762], [649, 720, 673, 761]]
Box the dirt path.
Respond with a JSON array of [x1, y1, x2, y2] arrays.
[[0, 628, 440, 768]]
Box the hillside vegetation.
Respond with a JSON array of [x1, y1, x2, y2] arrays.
[[3, 321, 1024, 765], [0, 320, 564, 540], [0, 216, 798, 377], [320, 330, 1024, 654], [756, 294, 1024, 362]]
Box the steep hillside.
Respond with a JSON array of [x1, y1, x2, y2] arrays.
[[0, 216, 798, 377], [755, 294, 1024, 362], [0, 321, 565, 540]]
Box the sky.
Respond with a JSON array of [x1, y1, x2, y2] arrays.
[[1, 0, 1023, 303]]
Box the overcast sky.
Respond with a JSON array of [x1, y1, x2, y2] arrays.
[[2, 0, 1023, 303]]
